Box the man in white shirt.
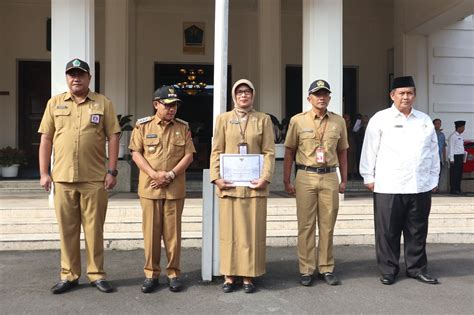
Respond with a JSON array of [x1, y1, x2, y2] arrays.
[[360, 76, 440, 286], [447, 120, 466, 195]]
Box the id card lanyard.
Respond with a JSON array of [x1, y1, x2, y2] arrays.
[[314, 116, 328, 164], [234, 109, 250, 154]]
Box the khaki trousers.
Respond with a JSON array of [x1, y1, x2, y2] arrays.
[[295, 170, 339, 274], [140, 198, 184, 279], [54, 181, 108, 282]]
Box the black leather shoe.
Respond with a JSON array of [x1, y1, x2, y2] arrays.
[[318, 272, 339, 285], [243, 283, 255, 293], [91, 279, 114, 293], [51, 279, 79, 294], [141, 278, 159, 293], [222, 282, 235, 293], [409, 272, 439, 284], [167, 277, 183, 292], [380, 274, 395, 285], [300, 274, 313, 286]]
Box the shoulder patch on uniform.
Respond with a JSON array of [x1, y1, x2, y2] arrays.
[[136, 116, 154, 125], [175, 118, 189, 126]]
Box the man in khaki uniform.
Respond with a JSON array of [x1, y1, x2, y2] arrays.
[[283, 79, 348, 287], [129, 86, 195, 294], [38, 59, 121, 294]]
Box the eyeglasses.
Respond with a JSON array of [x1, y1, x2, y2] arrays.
[[236, 89, 253, 96]]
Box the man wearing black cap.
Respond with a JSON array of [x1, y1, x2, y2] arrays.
[[360, 76, 440, 285], [129, 86, 195, 293], [448, 120, 466, 195], [38, 58, 121, 294], [284, 79, 348, 286]]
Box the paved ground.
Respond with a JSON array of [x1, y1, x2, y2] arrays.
[[1, 244, 473, 314]]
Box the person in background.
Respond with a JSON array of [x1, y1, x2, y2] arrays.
[[433, 118, 447, 181], [447, 120, 466, 195]]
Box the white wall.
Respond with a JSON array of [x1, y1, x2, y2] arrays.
[[428, 16, 474, 140]]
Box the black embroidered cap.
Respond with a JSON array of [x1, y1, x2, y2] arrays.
[[391, 76, 415, 90]]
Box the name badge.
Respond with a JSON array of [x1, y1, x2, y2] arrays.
[[146, 134, 157, 138], [238, 143, 248, 155], [316, 146, 326, 163], [394, 125, 403, 128], [91, 114, 100, 124]]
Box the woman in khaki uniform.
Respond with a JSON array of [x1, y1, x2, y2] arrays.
[[210, 79, 275, 293]]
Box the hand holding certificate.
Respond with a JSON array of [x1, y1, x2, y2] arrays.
[[220, 154, 264, 187]]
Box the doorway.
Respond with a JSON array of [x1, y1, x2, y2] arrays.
[[154, 63, 232, 173]]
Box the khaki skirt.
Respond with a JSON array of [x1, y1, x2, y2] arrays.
[[219, 196, 267, 277]]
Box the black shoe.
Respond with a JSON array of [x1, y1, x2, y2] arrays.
[[408, 272, 439, 284], [51, 279, 79, 294], [167, 277, 183, 292], [318, 272, 339, 285], [243, 283, 255, 293], [380, 274, 395, 285], [300, 274, 313, 286], [91, 279, 114, 293], [141, 278, 159, 293], [222, 282, 235, 293]]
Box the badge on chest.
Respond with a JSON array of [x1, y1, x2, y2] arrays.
[[90, 114, 100, 124]]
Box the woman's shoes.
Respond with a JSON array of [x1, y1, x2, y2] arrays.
[[243, 282, 255, 293], [222, 282, 235, 293]]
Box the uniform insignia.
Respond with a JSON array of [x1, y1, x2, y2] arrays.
[[72, 59, 81, 67], [175, 132, 180, 135], [175, 118, 189, 126], [394, 125, 403, 128], [301, 128, 313, 133], [148, 146, 157, 153], [56, 105, 68, 109], [230, 119, 239, 124], [136, 116, 153, 125], [91, 114, 100, 124], [317, 80, 325, 87], [146, 134, 157, 138]]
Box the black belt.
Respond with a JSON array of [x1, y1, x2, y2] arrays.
[[296, 165, 337, 174]]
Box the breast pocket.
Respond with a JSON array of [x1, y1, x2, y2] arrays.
[[144, 138, 160, 156], [171, 137, 185, 157], [53, 108, 71, 130], [324, 131, 340, 150], [298, 131, 317, 153], [88, 109, 104, 134]]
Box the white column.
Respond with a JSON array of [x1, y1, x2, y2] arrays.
[[51, 0, 95, 95], [104, 0, 130, 115], [403, 34, 429, 114], [258, 0, 282, 118], [203, 0, 229, 282], [302, 0, 343, 115], [212, 0, 229, 128]]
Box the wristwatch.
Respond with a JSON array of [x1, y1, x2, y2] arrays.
[[107, 169, 118, 177]]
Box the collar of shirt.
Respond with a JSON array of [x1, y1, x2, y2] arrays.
[[154, 115, 175, 126], [64, 90, 96, 102], [390, 104, 418, 119], [308, 110, 329, 120]]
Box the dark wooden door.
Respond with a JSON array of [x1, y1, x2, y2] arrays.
[[18, 61, 51, 178]]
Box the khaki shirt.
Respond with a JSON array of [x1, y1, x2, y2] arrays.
[[285, 110, 348, 167], [210, 110, 275, 198], [38, 91, 120, 182], [129, 115, 196, 200]]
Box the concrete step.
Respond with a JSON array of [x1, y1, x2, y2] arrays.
[[2, 213, 473, 234]]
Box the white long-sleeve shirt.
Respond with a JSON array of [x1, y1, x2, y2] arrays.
[[360, 105, 440, 193], [447, 131, 465, 162]]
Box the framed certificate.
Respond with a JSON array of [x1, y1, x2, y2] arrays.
[[219, 154, 264, 187]]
